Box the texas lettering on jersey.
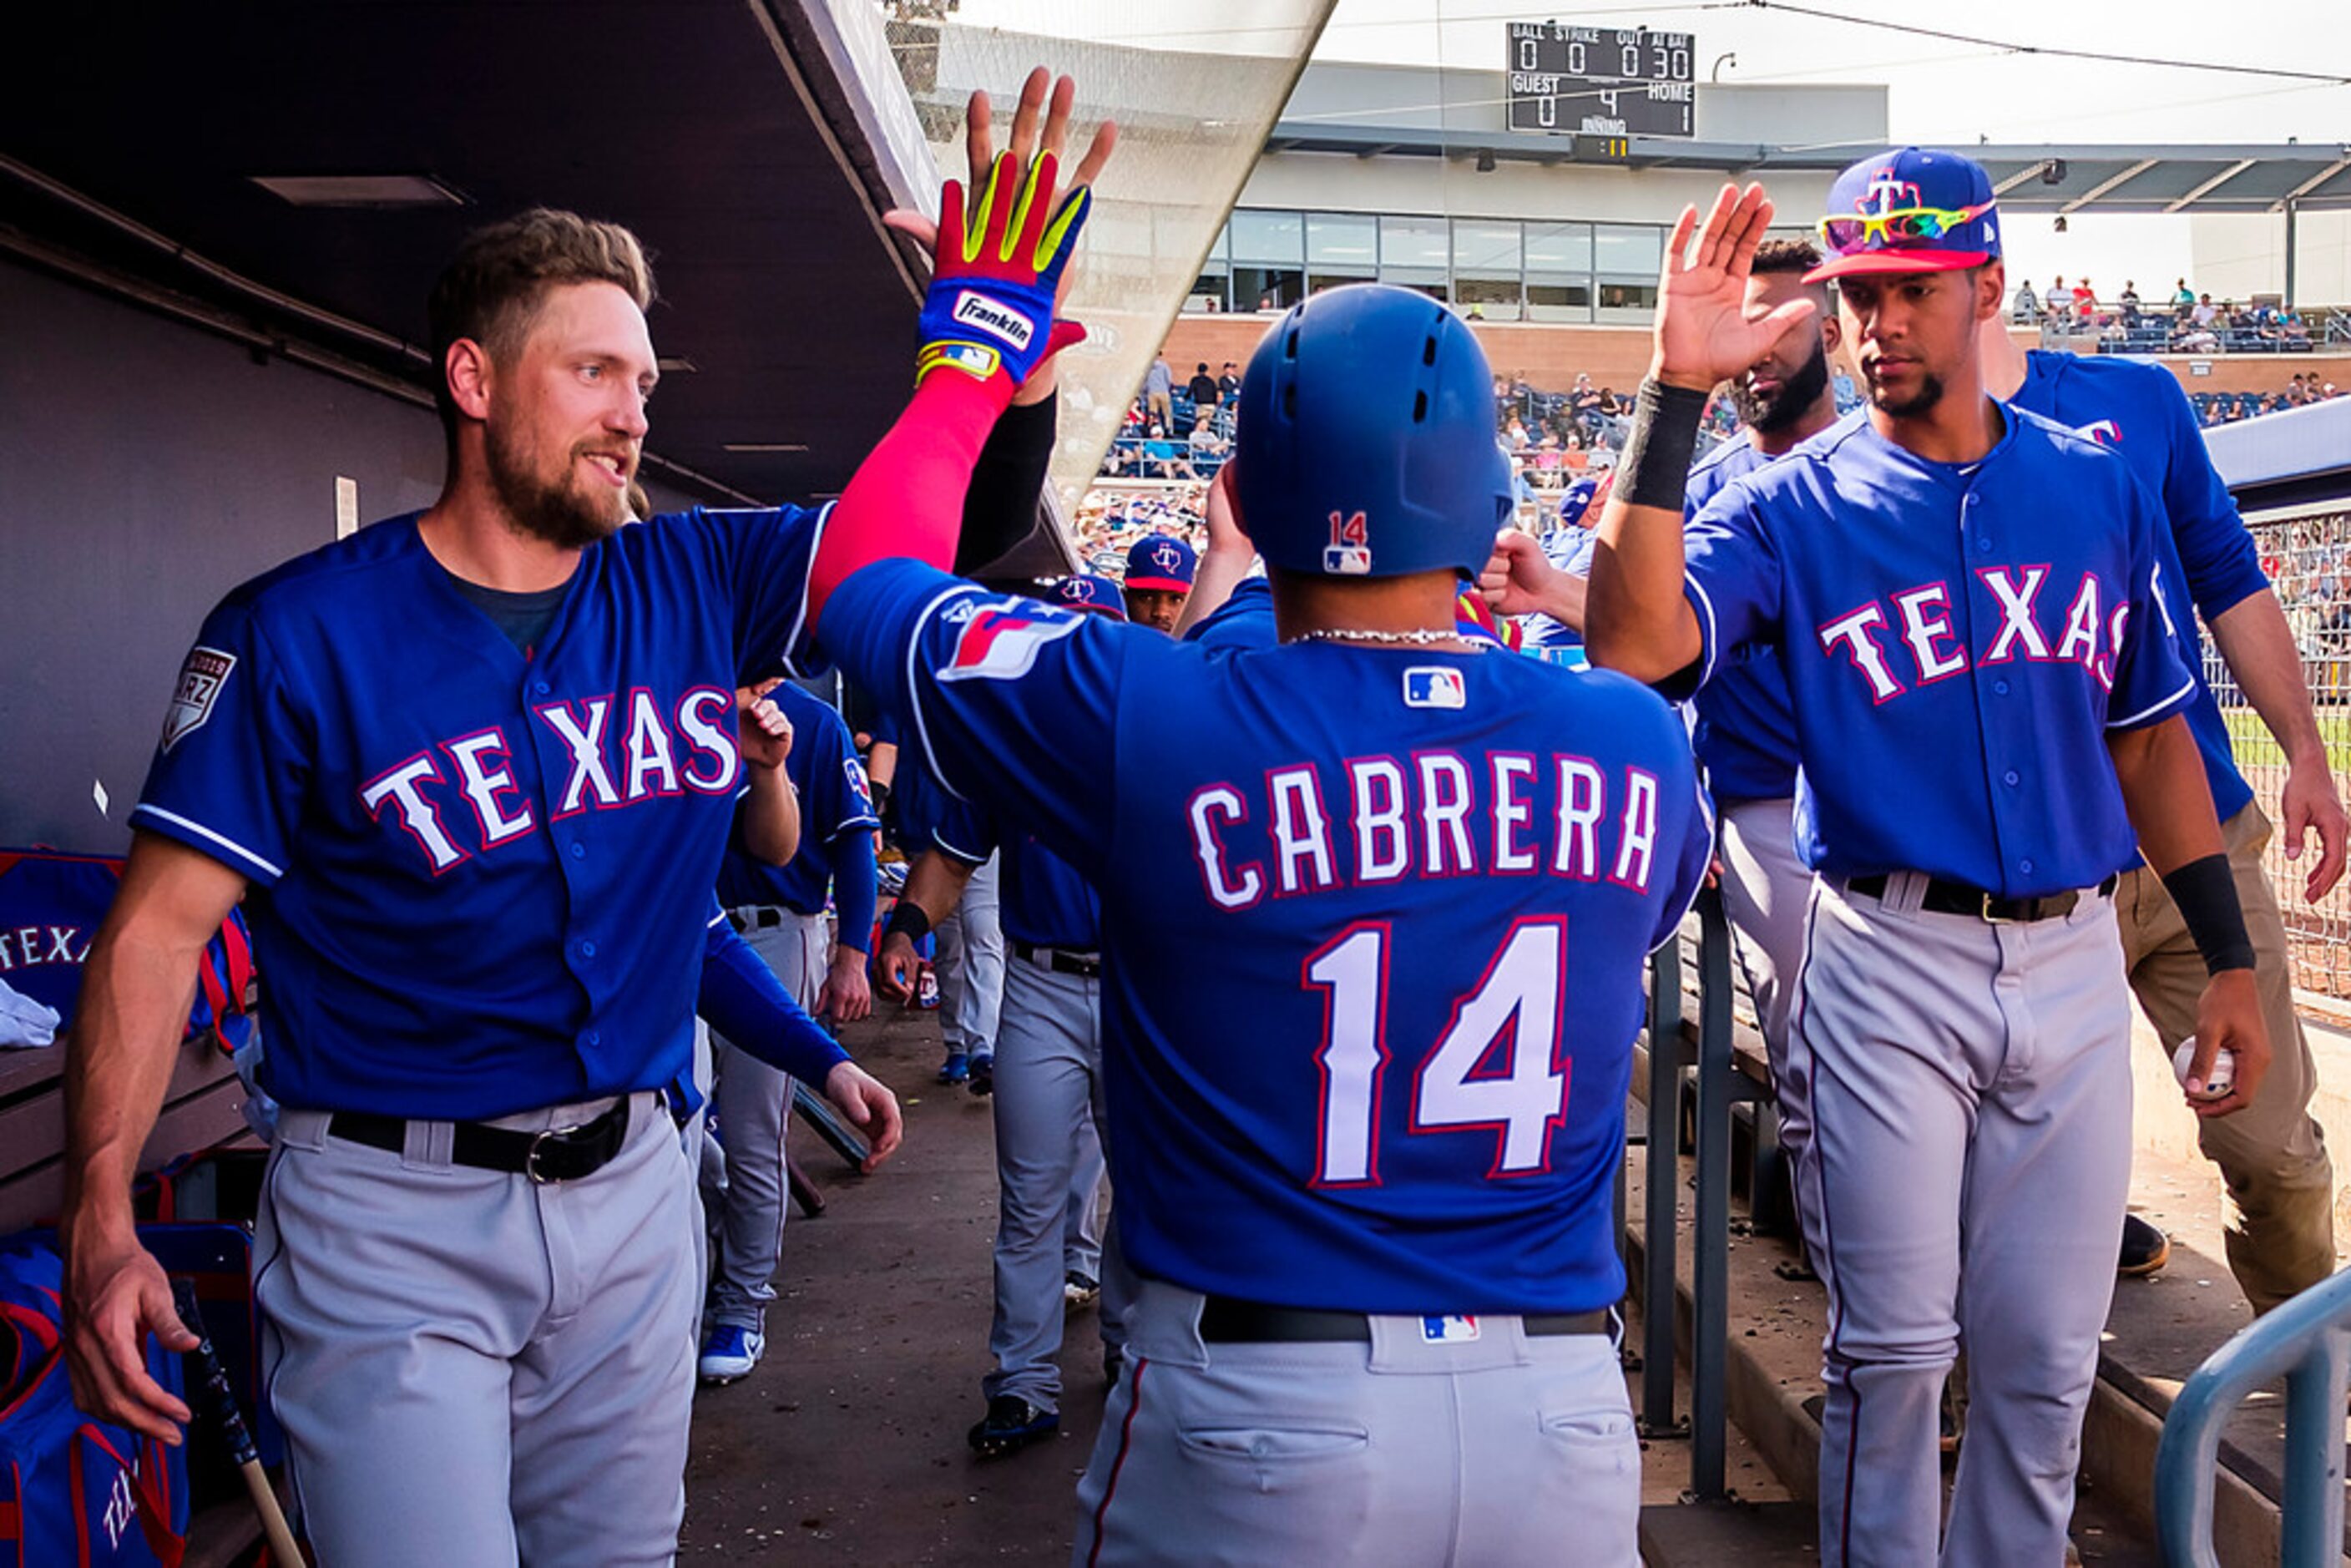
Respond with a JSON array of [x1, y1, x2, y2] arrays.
[[1817, 566, 2139, 702], [1187, 751, 1666, 909], [361, 685, 741, 873], [0, 922, 92, 974]]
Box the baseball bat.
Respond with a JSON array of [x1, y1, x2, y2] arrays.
[[171, 1279, 305, 1567]]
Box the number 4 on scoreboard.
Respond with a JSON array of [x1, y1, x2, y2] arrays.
[[1305, 919, 1570, 1187]]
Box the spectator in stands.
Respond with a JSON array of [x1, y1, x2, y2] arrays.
[[2073, 277, 2102, 326], [2174, 277, 2197, 312], [2046, 276, 2072, 326], [1187, 416, 1226, 473], [1140, 421, 1184, 479], [2012, 278, 2040, 322], [1571, 376, 1605, 435], [2286, 373, 2309, 407], [2282, 307, 2312, 347], [1143, 354, 1174, 428], [1216, 361, 1240, 402], [2120, 281, 2141, 321], [1186, 361, 1219, 413], [1562, 429, 1590, 475], [1504, 412, 1529, 451]]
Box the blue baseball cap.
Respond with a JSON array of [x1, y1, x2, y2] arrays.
[[1808, 147, 2001, 283], [1050, 574, 1129, 620], [1124, 534, 1197, 594]]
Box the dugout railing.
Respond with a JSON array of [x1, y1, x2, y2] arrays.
[[2154, 1262, 2351, 1566]]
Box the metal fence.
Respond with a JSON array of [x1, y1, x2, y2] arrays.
[[2217, 506, 2351, 1008]]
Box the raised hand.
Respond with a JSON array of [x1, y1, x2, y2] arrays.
[[1652, 183, 1817, 393]]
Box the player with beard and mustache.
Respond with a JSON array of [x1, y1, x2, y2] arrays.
[[64, 68, 1110, 1566]]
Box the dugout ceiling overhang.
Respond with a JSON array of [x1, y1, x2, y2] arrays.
[[0, 1, 1069, 572], [1265, 122, 2351, 215]]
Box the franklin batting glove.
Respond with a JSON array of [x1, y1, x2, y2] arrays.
[[917, 149, 1092, 392]]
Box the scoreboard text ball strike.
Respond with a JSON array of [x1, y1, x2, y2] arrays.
[[1507, 23, 1696, 139]]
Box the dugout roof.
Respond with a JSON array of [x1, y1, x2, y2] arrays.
[[1265, 122, 2351, 215], [0, 1, 1080, 564]]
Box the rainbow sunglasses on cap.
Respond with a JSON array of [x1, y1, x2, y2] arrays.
[[1805, 147, 2001, 282]]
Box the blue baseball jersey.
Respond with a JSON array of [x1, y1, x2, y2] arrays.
[[899, 737, 1101, 948], [1181, 575, 1274, 652], [2012, 350, 2266, 829], [827, 560, 1710, 1315], [1519, 528, 1595, 652], [134, 507, 827, 1119], [714, 682, 879, 915], [1684, 436, 1802, 807], [1684, 407, 2197, 897]]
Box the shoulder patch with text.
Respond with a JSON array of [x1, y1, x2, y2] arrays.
[[160, 647, 236, 751]]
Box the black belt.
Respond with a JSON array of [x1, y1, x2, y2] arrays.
[[329, 1096, 632, 1184], [1845, 872, 2117, 923], [1011, 939, 1101, 979], [729, 905, 808, 932], [1198, 1296, 1611, 1344]]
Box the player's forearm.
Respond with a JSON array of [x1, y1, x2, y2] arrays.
[[902, 849, 978, 925], [831, 830, 880, 951], [958, 393, 1057, 576], [699, 938, 849, 1083], [1173, 549, 1254, 636], [736, 767, 801, 867], [2111, 716, 2227, 874], [2210, 589, 2330, 770], [1585, 381, 1707, 680], [867, 741, 898, 792], [808, 372, 1009, 628], [63, 924, 206, 1243]]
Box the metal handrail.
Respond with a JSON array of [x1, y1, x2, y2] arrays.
[[2155, 1262, 2351, 1565]]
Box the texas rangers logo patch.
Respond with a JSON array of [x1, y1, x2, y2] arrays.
[[1324, 510, 1371, 575], [159, 647, 235, 751], [1404, 666, 1466, 710], [844, 756, 873, 809], [2078, 418, 2122, 447], [941, 602, 1084, 683], [1421, 1314, 1480, 1343]]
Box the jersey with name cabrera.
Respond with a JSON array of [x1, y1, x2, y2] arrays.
[[2011, 349, 2268, 833], [827, 561, 1710, 1315], [134, 507, 828, 1120], [1683, 406, 2197, 898]]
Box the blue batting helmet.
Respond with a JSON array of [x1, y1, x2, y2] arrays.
[[1233, 284, 1512, 581]]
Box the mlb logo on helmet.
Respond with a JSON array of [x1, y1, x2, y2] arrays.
[[1324, 510, 1372, 575], [1404, 666, 1467, 710]]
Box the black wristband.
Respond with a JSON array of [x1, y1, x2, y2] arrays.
[[2160, 852, 2257, 974], [1619, 379, 1709, 513], [884, 901, 932, 945]]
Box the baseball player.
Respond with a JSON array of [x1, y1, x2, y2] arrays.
[[880, 791, 1125, 1458], [700, 680, 879, 1383], [60, 68, 1105, 1564], [1976, 318, 2346, 1308], [1582, 159, 2270, 1565], [1120, 534, 1197, 631], [807, 279, 1710, 1565]]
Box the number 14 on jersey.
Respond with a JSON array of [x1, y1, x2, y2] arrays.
[[1306, 920, 1570, 1186]]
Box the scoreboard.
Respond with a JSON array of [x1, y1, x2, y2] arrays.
[[1506, 23, 1696, 139]]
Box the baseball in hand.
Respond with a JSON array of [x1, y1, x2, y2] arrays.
[[2172, 1036, 2236, 1100]]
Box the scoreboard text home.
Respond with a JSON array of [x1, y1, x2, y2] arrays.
[[1505, 23, 1696, 139]]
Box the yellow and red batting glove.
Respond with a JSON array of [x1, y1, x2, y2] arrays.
[[918, 149, 1092, 392]]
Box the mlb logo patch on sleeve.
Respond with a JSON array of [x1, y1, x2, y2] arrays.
[[160, 647, 236, 751], [1422, 1314, 1480, 1343], [941, 602, 1084, 683], [1404, 666, 1466, 710]]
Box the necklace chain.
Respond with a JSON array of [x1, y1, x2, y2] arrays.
[[1296, 626, 1481, 648]]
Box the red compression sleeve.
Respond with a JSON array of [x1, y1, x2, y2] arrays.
[[807, 371, 1014, 632]]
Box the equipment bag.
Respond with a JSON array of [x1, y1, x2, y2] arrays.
[[0, 849, 255, 1051], [0, 1239, 189, 1568]]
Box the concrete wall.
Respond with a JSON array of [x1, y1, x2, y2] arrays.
[[1238, 147, 1837, 230], [0, 259, 693, 852]]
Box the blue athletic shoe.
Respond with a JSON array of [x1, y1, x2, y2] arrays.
[[698, 1323, 763, 1385], [938, 1050, 970, 1085], [968, 1394, 1058, 1457], [968, 1053, 995, 1097]]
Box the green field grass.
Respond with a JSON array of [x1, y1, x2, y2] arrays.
[[2220, 705, 2351, 776]]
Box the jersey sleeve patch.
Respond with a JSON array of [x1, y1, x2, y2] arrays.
[[938, 599, 1085, 683], [160, 647, 237, 752]]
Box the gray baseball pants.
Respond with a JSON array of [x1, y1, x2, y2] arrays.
[[936, 851, 1005, 1061], [706, 908, 830, 1333], [986, 953, 1126, 1412], [1792, 875, 2132, 1567], [1072, 1279, 1638, 1566], [256, 1090, 695, 1567]]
